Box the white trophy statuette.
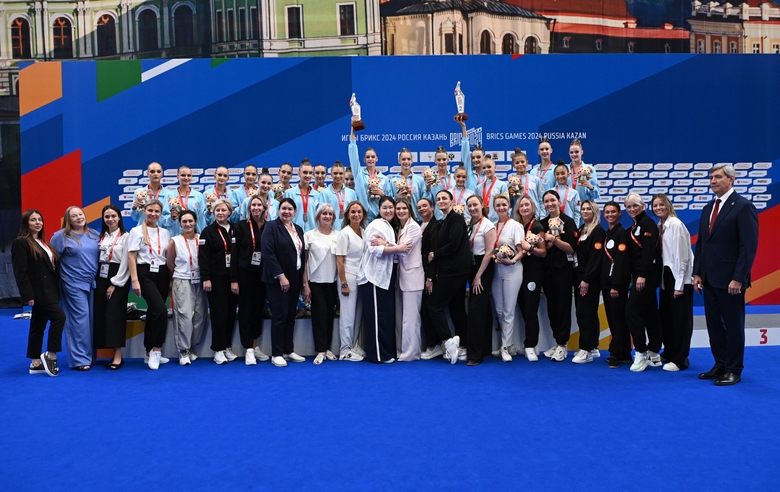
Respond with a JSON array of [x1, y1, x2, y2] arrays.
[[350, 93, 365, 131], [454, 81, 468, 121]]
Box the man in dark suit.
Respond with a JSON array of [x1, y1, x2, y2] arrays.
[[693, 163, 759, 386]]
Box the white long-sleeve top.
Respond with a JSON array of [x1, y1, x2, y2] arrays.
[[357, 218, 396, 289], [304, 229, 338, 283], [660, 216, 694, 291]]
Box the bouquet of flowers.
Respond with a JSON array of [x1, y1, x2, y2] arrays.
[[422, 168, 439, 188], [508, 175, 523, 196], [548, 217, 564, 236], [368, 177, 382, 199], [394, 179, 410, 197], [492, 243, 516, 263], [205, 192, 217, 214], [525, 232, 540, 255]]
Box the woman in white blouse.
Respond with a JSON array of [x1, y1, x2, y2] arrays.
[[465, 195, 496, 366], [127, 200, 172, 370], [166, 210, 208, 366], [93, 205, 130, 370], [336, 201, 367, 361], [652, 193, 694, 372], [393, 198, 424, 361], [303, 204, 340, 364], [358, 196, 411, 363], [490, 194, 525, 362]]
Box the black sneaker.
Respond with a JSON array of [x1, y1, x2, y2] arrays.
[[29, 363, 46, 375], [607, 356, 619, 369], [40, 352, 59, 377]]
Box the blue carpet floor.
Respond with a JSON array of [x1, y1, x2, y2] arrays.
[[1, 308, 778, 491]]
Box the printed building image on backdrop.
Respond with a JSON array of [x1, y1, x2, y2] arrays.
[[17, 55, 780, 319]]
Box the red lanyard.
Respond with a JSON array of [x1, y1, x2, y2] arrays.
[[570, 164, 579, 189], [249, 219, 259, 249], [218, 227, 230, 253], [300, 188, 310, 216], [334, 186, 346, 213], [525, 218, 535, 235], [440, 173, 453, 191], [148, 185, 162, 201], [101, 231, 122, 262], [455, 187, 467, 205], [605, 242, 614, 262], [470, 219, 483, 250], [494, 219, 509, 249], [368, 168, 377, 180], [179, 187, 190, 210], [557, 185, 570, 214], [146, 227, 161, 257], [539, 162, 553, 181], [523, 174, 530, 196], [629, 224, 642, 248], [215, 187, 225, 200], [264, 197, 271, 220], [244, 184, 257, 197], [482, 177, 497, 207], [185, 235, 198, 266]]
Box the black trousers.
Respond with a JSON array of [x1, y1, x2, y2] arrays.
[[207, 275, 238, 352], [519, 268, 544, 349], [703, 279, 745, 374], [543, 265, 574, 346], [574, 272, 601, 352], [602, 287, 631, 360], [310, 281, 337, 353], [659, 269, 693, 369], [27, 303, 65, 359], [360, 272, 396, 363], [265, 272, 302, 357], [625, 274, 662, 353], [425, 273, 468, 348], [94, 263, 129, 349], [137, 264, 170, 351], [238, 269, 266, 349], [467, 257, 494, 363]]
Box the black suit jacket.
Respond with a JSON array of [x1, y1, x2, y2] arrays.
[[261, 218, 306, 284], [421, 218, 440, 280], [693, 191, 758, 289], [11, 237, 60, 304]]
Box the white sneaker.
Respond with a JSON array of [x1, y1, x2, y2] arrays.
[[524, 347, 538, 362], [647, 351, 662, 367], [340, 350, 363, 362], [382, 358, 396, 364], [325, 350, 338, 361], [589, 349, 601, 358], [507, 345, 517, 356], [352, 345, 367, 358], [444, 336, 460, 365], [421, 345, 444, 360], [313, 353, 325, 365], [179, 351, 191, 366], [284, 352, 305, 362], [188, 351, 198, 362], [491, 349, 501, 357], [148, 350, 162, 370], [245, 348, 257, 365], [271, 356, 287, 367], [551, 345, 567, 362], [543, 345, 558, 358], [572, 349, 593, 364], [224, 348, 238, 361], [145, 353, 170, 364], [663, 362, 680, 372], [500, 346, 513, 362], [213, 350, 228, 365], [457, 347, 467, 361], [253, 349, 269, 362], [630, 351, 649, 372]]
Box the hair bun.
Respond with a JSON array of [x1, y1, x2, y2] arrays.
[[261, 167, 269, 174], [557, 159, 565, 165]]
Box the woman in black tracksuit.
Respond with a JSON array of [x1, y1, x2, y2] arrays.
[[200, 199, 239, 365], [601, 201, 632, 368], [231, 194, 269, 364], [572, 199, 606, 364]]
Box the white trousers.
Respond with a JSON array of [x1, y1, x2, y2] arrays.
[[172, 278, 208, 353], [491, 262, 524, 348], [338, 273, 363, 355], [395, 288, 422, 361]]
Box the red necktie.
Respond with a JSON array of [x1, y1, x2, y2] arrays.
[[709, 198, 721, 235]]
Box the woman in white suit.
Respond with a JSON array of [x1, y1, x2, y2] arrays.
[[394, 198, 424, 361]]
